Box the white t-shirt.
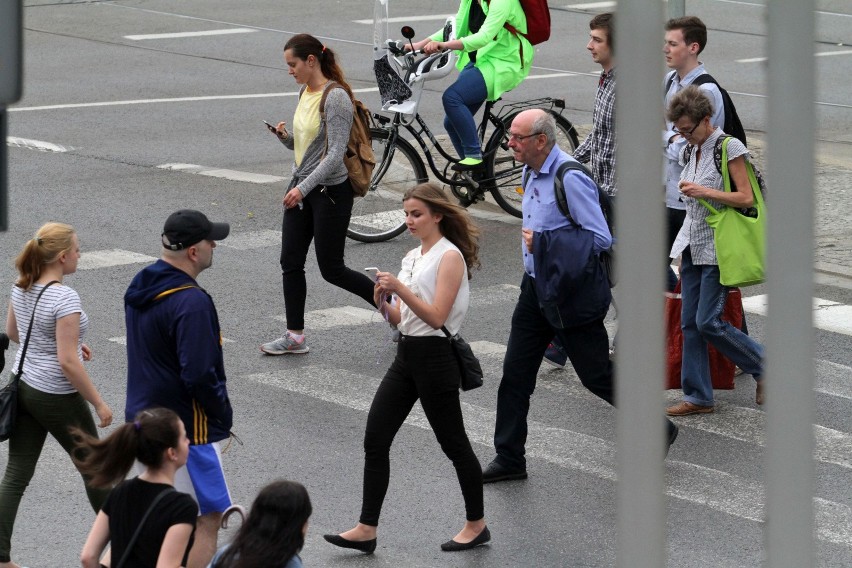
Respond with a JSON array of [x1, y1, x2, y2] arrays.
[[10, 283, 87, 394], [397, 237, 469, 337]]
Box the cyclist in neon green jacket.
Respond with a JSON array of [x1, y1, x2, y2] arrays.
[[409, 0, 533, 168]]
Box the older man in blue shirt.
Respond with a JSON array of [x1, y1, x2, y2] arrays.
[[482, 110, 678, 482]]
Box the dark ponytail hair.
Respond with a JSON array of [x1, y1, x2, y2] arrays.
[[283, 33, 353, 100], [72, 408, 182, 489], [212, 480, 312, 568]]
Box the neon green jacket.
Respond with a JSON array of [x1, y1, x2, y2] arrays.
[[431, 0, 533, 101]]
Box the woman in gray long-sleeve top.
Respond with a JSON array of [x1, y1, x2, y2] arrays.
[[261, 34, 376, 356]]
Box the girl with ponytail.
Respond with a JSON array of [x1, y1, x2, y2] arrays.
[[0, 222, 113, 568], [260, 33, 376, 357], [76, 408, 197, 568]]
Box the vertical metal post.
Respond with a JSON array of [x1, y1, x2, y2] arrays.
[[765, 1, 816, 566], [667, 0, 686, 20], [615, 1, 666, 566], [1, 108, 7, 231]]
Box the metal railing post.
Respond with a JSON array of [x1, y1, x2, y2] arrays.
[[615, 0, 666, 566], [765, 1, 816, 566]]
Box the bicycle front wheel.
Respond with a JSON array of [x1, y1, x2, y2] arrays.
[[484, 111, 580, 217], [347, 128, 428, 243]]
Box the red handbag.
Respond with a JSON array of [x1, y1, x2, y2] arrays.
[[665, 281, 743, 390]]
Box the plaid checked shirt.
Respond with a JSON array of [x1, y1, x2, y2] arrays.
[[573, 67, 617, 196]]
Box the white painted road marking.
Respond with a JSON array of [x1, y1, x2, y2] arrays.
[[565, 1, 617, 10], [246, 366, 852, 546], [218, 229, 281, 250], [109, 335, 234, 345], [742, 295, 852, 336], [275, 306, 383, 330], [353, 14, 455, 25], [156, 163, 285, 184], [8, 88, 380, 113], [738, 49, 852, 64], [78, 249, 157, 270], [6, 137, 71, 153], [125, 28, 256, 40]]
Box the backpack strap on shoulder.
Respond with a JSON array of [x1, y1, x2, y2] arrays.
[[318, 81, 345, 117], [553, 160, 594, 223]]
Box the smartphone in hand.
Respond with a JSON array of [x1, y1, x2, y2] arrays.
[[365, 267, 380, 282], [263, 120, 285, 137]]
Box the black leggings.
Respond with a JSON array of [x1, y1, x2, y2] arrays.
[[360, 336, 483, 526], [280, 178, 375, 330]]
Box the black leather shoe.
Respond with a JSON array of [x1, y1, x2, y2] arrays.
[[482, 460, 527, 484], [666, 421, 679, 458], [441, 526, 491, 551], [323, 534, 377, 554]]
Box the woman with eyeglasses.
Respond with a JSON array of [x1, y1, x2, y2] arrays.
[[665, 85, 765, 416]]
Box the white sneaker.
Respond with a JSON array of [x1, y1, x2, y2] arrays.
[[260, 332, 309, 355]]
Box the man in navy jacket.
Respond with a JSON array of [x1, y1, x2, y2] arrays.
[[124, 209, 232, 568]]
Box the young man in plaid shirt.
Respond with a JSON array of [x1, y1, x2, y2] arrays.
[[544, 12, 616, 369]]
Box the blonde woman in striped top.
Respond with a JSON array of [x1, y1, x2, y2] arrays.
[[0, 222, 112, 568]]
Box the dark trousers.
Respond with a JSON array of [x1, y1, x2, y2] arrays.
[[280, 178, 375, 330], [495, 274, 614, 470], [360, 336, 483, 526], [666, 206, 687, 292], [0, 381, 108, 561]]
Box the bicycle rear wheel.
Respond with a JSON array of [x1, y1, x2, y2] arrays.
[[484, 111, 580, 217], [347, 128, 427, 243]]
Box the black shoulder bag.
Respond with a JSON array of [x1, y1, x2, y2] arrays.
[[0, 281, 59, 442], [441, 326, 484, 391]]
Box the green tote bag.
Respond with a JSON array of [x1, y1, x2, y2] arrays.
[[698, 137, 767, 287]]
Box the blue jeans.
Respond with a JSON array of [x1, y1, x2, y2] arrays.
[[494, 274, 614, 470], [680, 247, 764, 406], [442, 63, 487, 160]]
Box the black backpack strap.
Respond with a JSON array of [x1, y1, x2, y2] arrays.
[[664, 70, 677, 97], [553, 160, 595, 224], [690, 73, 717, 88]]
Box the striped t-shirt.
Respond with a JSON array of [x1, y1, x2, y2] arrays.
[[10, 283, 88, 394]]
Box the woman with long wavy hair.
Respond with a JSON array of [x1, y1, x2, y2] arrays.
[[324, 183, 490, 554]]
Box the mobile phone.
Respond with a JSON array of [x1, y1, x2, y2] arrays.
[[263, 120, 283, 135], [365, 267, 379, 282]]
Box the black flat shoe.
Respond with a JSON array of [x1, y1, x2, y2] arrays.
[[482, 460, 527, 484], [441, 526, 491, 552], [323, 533, 377, 554]]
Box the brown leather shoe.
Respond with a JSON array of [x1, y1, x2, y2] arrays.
[[755, 382, 764, 405], [666, 401, 714, 416]]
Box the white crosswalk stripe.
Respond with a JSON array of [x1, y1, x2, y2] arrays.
[[244, 365, 852, 546]]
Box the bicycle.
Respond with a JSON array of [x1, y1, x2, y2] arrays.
[[347, 16, 579, 243]]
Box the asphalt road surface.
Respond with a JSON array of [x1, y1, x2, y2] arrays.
[[2, 1, 851, 566]]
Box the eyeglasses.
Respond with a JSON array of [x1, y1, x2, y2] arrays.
[[673, 121, 702, 137], [507, 131, 543, 142]]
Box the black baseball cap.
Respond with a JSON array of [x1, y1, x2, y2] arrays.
[[161, 209, 230, 251]]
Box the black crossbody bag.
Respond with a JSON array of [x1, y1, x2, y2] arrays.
[[441, 326, 484, 391]]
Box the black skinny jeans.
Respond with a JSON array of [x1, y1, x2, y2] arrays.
[[280, 178, 375, 330], [360, 336, 484, 526]]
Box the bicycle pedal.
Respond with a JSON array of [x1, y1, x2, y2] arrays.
[[457, 172, 479, 190]]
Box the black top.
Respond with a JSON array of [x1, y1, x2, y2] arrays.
[[103, 477, 198, 567], [467, 0, 486, 62]]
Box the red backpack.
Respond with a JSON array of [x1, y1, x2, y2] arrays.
[[487, 0, 551, 46]]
